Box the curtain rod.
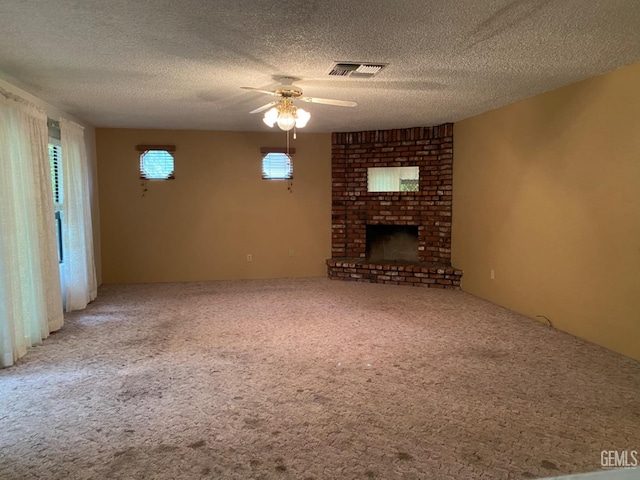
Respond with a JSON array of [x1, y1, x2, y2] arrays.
[[0, 87, 46, 114]]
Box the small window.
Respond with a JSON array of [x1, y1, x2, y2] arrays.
[[140, 150, 175, 179], [262, 152, 292, 180], [368, 166, 419, 192], [48, 140, 63, 264]]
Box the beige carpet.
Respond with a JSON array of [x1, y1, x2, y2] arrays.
[[1, 277, 638, 480]]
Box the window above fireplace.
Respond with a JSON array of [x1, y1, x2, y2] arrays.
[[367, 166, 419, 192]]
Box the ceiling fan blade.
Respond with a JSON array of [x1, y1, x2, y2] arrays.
[[241, 86, 279, 96], [249, 101, 278, 114], [300, 96, 357, 107]]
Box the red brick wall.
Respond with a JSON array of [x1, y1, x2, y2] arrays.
[[331, 123, 454, 263]]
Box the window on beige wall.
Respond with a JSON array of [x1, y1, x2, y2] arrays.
[[139, 150, 175, 180], [262, 152, 293, 180]]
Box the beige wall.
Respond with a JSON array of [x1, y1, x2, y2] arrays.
[[453, 62, 640, 360], [0, 77, 101, 284], [96, 129, 331, 283]]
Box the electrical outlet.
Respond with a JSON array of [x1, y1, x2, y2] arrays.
[[289, 249, 294, 257], [490, 269, 495, 280], [246, 254, 253, 262]]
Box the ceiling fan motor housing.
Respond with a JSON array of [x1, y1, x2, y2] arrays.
[[275, 85, 303, 98]]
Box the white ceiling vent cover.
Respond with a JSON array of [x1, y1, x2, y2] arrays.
[[328, 62, 387, 78]]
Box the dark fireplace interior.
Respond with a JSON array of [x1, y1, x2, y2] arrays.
[[366, 225, 419, 263]]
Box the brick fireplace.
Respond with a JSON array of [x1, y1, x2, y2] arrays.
[[327, 123, 462, 289]]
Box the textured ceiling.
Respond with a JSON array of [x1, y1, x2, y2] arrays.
[[0, 0, 639, 132]]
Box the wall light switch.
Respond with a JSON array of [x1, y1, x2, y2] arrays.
[[247, 254, 253, 262], [490, 269, 495, 280]]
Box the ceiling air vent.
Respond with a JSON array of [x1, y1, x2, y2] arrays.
[[328, 62, 387, 78]]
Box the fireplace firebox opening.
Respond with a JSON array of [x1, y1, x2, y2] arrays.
[[365, 225, 419, 263]]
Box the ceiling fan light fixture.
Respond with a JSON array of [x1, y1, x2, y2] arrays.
[[276, 110, 296, 131], [262, 100, 311, 131], [263, 107, 278, 127], [245, 78, 355, 132], [295, 108, 310, 128]]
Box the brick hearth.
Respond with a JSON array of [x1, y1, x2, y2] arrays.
[[327, 123, 462, 289], [327, 259, 462, 288]]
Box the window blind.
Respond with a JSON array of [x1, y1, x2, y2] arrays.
[[48, 144, 62, 203], [262, 152, 293, 180], [140, 150, 175, 179]]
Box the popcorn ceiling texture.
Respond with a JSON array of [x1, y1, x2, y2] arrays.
[[0, 1, 639, 131], [1, 278, 639, 480]]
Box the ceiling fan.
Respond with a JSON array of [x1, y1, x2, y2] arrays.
[[241, 77, 357, 131]]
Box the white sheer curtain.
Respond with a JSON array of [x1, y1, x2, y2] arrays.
[[60, 119, 97, 311], [0, 89, 64, 367]]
